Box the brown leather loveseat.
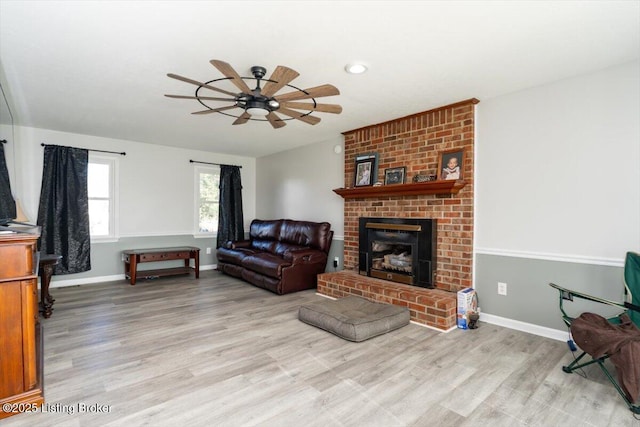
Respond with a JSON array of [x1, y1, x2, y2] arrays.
[[216, 219, 333, 295]]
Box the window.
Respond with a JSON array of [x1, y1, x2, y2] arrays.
[[195, 166, 219, 234], [88, 155, 117, 239]]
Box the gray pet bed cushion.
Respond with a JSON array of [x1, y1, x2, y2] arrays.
[[298, 296, 410, 342]]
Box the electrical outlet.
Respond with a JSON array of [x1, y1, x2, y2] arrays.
[[498, 282, 507, 296], [333, 256, 339, 268], [206, 247, 211, 255]]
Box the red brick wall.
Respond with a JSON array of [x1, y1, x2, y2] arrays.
[[342, 99, 478, 293]]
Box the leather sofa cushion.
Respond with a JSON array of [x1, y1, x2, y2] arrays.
[[217, 247, 259, 265], [241, 269, 280, 293], [251, 240, 277, 254], [250, 219, 282, 240], [248, 219, 281, 254], [217, 262, 244, 279], [280, 220, 332, 253], [242, 253, 291, 279], [274, 242, 310, 257]]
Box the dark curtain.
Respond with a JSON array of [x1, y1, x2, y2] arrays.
[[216, 165, 244, 248], [37, 145, 91, 274], [0, 143, 16, 221]]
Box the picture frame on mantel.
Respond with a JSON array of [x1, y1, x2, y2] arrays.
[[354, 152, 378, 187], [437, 148, 465, 180], [384, 167, 406, 185]]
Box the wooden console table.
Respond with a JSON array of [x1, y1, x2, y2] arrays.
[[122, 246, 200, 285]]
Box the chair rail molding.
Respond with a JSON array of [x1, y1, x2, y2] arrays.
[[475, 247, 625, 267]]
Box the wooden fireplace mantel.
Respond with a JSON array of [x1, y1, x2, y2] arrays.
[[333, 180, 466, 199]]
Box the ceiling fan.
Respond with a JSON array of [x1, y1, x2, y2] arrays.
[[165, 60, 342, 129]]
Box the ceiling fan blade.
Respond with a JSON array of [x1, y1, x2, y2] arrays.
[[210, 60, 254, 94], [280, 101, 342, 114], [165, 94, 236, 102], [260, 66, 300, 98], [276, 107, 321, 125], [266, 112, 286, 129], [233, 112, 251, 125], [167, 73, 238, 97], [274, 84, 340, 102], [191, 105, 239, 115]]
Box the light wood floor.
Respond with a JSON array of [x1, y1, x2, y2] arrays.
[[3, 271, 637, 426]]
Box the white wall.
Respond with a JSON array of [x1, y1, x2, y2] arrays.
[[476, 60, 640, 264], [474, 60, 640, 336], [256, 137, 344, 237], [12, 126, 256, 236]]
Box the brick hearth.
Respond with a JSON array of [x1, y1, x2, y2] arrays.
[[318, 271, 457, 330]]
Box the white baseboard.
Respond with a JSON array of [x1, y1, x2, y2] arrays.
[[479, 312, 569, 342], [409, 320, 457, 333], [49, 274, 125, 288], [48, 264, 218, 288]]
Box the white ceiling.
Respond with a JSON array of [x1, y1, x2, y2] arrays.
[[1, 1, 638, 158]]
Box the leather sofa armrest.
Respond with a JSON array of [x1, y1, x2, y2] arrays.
[[225, 240, 251, 249], [284, 248, 326, 264]]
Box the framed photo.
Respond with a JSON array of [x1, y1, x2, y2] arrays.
[[384, 167, 406, 185], [354, 152, 378, 187], [437, 148, 465, 181]]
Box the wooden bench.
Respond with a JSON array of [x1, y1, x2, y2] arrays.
[[122, 246, 200, 285]]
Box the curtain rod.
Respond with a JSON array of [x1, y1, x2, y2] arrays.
[[41, 143, 126, 156], [189, 159, 242, 168], [0, 140, 6, 144]]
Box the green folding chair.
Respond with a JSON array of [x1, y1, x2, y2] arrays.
[[549, 251, 640, 414]]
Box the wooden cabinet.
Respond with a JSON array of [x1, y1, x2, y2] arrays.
[[0, 230, 44, 419]]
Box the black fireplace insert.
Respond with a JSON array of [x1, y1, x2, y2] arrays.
[[358, 217, 437, 288]]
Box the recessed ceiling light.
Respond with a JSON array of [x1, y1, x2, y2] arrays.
[[345, 63, 368, 74]]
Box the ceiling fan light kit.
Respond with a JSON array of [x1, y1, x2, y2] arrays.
[[245, 107, 269, 117], [166, 60, 342, 129]]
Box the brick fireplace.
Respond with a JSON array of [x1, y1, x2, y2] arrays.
[[318, 98, 478, 330]]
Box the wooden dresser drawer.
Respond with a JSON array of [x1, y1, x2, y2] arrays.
[[140, 251, 190, 262], [0, 243, 35, 280]]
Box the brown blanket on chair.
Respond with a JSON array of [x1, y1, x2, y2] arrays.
[[571, 312, 640, 403]]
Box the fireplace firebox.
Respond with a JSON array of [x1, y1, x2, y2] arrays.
[[358, 217, 437, 288]]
